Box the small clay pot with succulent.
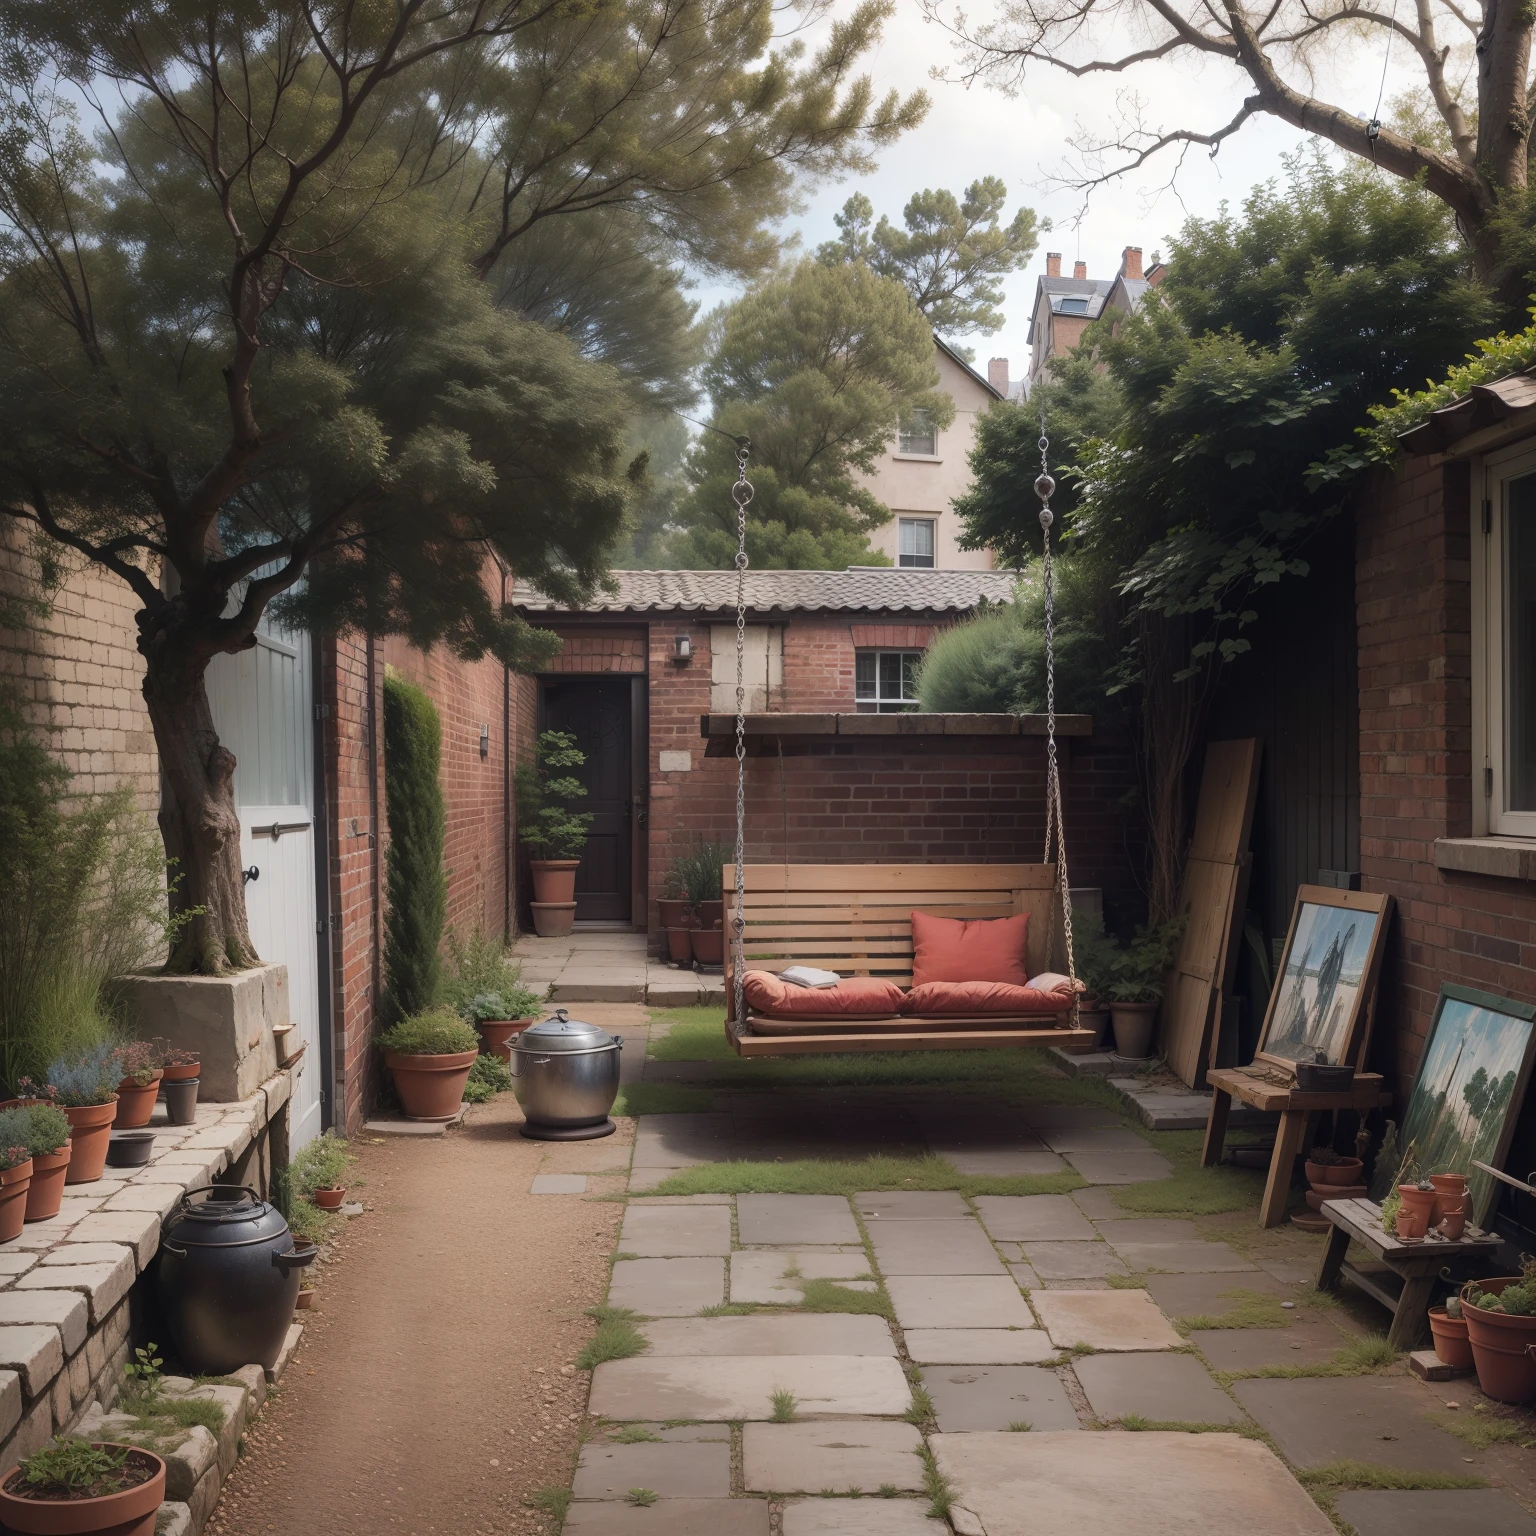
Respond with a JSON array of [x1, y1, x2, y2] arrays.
[[292, 1131, 356, 1211], [0, 1435, 166, 1536]]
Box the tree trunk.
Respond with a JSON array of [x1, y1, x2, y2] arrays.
[[140, 635, 260, 976]]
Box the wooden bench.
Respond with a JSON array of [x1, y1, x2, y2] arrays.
[[722, 862, 1096, 1058]]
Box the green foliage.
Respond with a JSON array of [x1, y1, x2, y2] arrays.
[[817, 177, 1041, 337], [120, 1342, 163, 1407], [436, 930, 537, 1021], [516, 732, 593, 860], [0, 1133, 28, 1171], [666, 260, 952, 569], [576, 1308, 648, 1370], [124, 1395, 226, 1438], [611, 1427, 662, 1444], [670, 842, 730, 907], [378, 1008, 478, 1058], [626, 1489, 658, 1507], [40, 1043, 122, 1109], [799, 1278, 892, 1318], [382, 676, 446, 1024], [645, 1155, 1084, 1198], [1111, 1129, 1267, 1216], [613, 1083, 715, 1116], [15, 1437, 139, 1500], [1100, 917, 1186, 1004], [769, 1387, 798, 1422], [1069, 916, 1123, 1002], [1429, 1407, 1536, 1450], [290, 1133, 354, 1199], [285, 1198, 338, 1247], [463, 1053, 513, 1104], [0, 1104, 66, 1160]]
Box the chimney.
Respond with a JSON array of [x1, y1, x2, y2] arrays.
[[1121, 246, 1143, 281], [1073, 260, 1087, 280], [1045, 252, 1061, 278], [987, 358, 1010, 395]]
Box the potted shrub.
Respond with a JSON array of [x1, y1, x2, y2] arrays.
[[13, 1104, 70, 1223], [292, 1131, 355, 1211], [35, 1046, 120, 1185], [111, 1041, 162, 1129], [1103, 917, 1185, 1059], [378, 1008, 479, 1120], [0, 1436, 166, 1536], [0, 1129, 33, 1244], [517, 730, 592, 937], [673, 840, 728, 965], [1069, 917, 1119, 1052], [466, 985, 541, 1063], [1428, 1294, 1473, 1371], [1462, 1264, 1536, 1404], [1303, 1145, 1365, 1187]]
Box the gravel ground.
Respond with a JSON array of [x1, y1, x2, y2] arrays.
[[208, 1093, 626, 1536]]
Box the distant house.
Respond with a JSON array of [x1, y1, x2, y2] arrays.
[[1026, 246, 1164, 387], [858, 335, 1002, 571]]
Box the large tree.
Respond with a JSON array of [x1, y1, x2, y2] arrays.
[[927, 0, 1533, 307], [0, 0, 924, 974], [665, 259, 953, 568]]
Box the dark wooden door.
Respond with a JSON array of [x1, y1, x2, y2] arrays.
[[542, 679, 632, 923]]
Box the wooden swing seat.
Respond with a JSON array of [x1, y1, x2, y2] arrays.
[[723, 862, 1095, 1058]]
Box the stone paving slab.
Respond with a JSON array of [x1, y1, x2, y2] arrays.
[[781, 1501, 946, 1535], [640, 1315, 897, 1357], [972, 1197, 1096, 1242], [588, 1355, 912, 1420], [619, 1205, 732, 1257], [743, 1420, 924, 1492], [1061, 1150, 1173, 1184], [904, 1329, 1055, 1365], [886, 1276, 1035, 1330], [564, 1500, 770, 1534], [729, 1251, 871, 1304], [1094, 1218, 1202, 1245], [925, 1365, 1079, 1432], [1069, 1186, 1127, 1220], [631, 1115, 735, 1169], [1230, 1376, 1488, 1476], [1035, 1127, 1149, 1154], [1030, 1290, 1181, 1351], [1006, 1263, 1043, 1291], [737, 1195, 860, 1246], [1109, 1241, 1257, 1274], [1332, 1489, 1536, 1535], [1073, 1352, 1244, 1425], [1142, 1272, 1294, 1322], [855, 1192, 971, 1221], [1021, 1243, 1128, 1281], [573, 1441, 731, 1499], [607, 1258, 724, 1316], [933, 1430, 1336, 1536], [1190, 1320, 1350, 1372], [868, 1220, 1006, 1276]]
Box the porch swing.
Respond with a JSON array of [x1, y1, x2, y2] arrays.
[[720, 429, 1095, 1058]]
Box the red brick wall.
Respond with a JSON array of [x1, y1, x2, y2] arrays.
[[1356, 454, 1536, 1101]]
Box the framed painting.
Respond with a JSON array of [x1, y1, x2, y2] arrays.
[[1256, 886, 1393, 1073], [1369, 984, 1536, 1226]]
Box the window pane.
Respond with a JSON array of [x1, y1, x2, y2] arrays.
[[1509, 471, 1536, 810], [855, 652, 876, 698], [879, 652, 903, 697], [900, 652, 919, 699], [898, 409, 935, 455]]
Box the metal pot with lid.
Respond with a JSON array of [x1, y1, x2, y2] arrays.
[[157, 1185, 316, 1374], [510, 1009, 623, 1140]]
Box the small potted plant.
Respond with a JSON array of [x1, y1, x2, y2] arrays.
[[466, 985, 540, 1063], [111, 1041, 163, 1130], [378, 1008, 479, 1120], [1103, 916, 1185, 1059], [1428, 1293, 1472, 1371], [516, 730, 593, 937], [13, 1104, 70, 1223], [0, 1436, 166, 1536], [1461, 1261, 1536, 1404], [156, 1044, 201, 1125], [34, 1045, 120, 1185], [1303, 1145, 1365, 1187], [1395, 1178, 1437, 1239], [0, 1127, 34, 1244], [1068, 917, 1119, 1052], [292, 1131, 355, 1211], [659, 866, 699, 965], [296, 1280, 316, 1311], [677, 840, 728, 966]]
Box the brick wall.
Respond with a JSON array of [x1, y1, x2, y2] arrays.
[[1356, 454, 1536, 1101]]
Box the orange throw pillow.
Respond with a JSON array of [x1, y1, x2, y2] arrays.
[[910, 910, 1030, 986], [742, 971, 906, 1018], [904, 980, 1075, 1016]]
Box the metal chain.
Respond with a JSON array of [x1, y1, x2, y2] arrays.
[[731, 439, 754, 1036], [1035, 418, 1076, 985]]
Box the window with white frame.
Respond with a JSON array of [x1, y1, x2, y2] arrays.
[[898, 409, 936, 456], [855, 649, 921, 713], [898, 518, 936, 568], [1476, 446, 1536, 837]]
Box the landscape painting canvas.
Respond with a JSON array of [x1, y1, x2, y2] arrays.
[[1381, 987, 1536, 1226], [1260, 896, 1384, 1067]]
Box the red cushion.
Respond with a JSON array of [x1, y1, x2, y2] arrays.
[[903, 980, 1075, 1016], [910, 911, 1030, 986], [743, 971, 906, 1018]]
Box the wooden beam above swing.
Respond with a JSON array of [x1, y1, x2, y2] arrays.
[[699, 712, 1094, 755]]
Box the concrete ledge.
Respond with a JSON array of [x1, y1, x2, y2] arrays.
[[1107, 1076, 1276, 1133], [1434, 835, 1536, 882]]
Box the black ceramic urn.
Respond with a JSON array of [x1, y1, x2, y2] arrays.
[[157, 1186, 316, 1374]]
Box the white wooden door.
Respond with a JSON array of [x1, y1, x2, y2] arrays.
[[207, 620, 324, 1150]]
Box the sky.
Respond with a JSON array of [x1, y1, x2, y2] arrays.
[[690, 0, 1433, 386]]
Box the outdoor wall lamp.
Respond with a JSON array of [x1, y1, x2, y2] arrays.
[[479, 723, 490, 759], [673, 633, 692, 663]]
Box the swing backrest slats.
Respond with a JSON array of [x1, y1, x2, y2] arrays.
[[722, 862, 1058, 1023]]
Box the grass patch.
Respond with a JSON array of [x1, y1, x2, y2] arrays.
[[123, 1395, 228, 1440], [700, 1302, 771, 1317], [1111, 1129, 1268, 1217], [644, 1154, 1083, 1199], [626, 1489, 657, 1507], [917, 1444, 955, 1522], [1105, 1271, 1148, 1290], [1297, 1460, 1486, 1514], [1008, 1420, 1032, 1432], [904, 1381, 937, 1427], [527, 1485, 573, 1523], [1216, 1334, 1399, 1383], [770, 1387, 797, 1422], [1428, 1409, 1536, 1450], [800, 1278, 893, 1318], [612, 1082, 714, 1116], [1118, 1414, 1260, 1436], [611, 1426, 661, 1443], [1177, 1288, 1299, 1332], [575, 1307, 648, 1370]]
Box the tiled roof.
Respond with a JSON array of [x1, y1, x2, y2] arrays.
[[512, 568, 1022, 615], [1029, 276, 1113, 341]]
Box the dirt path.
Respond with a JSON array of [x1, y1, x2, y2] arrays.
[[208, 1094, 626, 1536]]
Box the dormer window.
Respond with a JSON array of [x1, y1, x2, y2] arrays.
[[1058, 297, 1089, 314]]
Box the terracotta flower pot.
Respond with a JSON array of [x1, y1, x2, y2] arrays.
[[665, 927, 696, 964], [1438, 1202, 1467, 1241], [0, 1161, 32, 1244], [1428, 1172, 1468, 1224], [690, 926, 724, 965], [1393, 1204, 1430, 1239], [160, 1059, 201, 1083], [657, 899, 693, 929], [697, 899, 724, 929], [64, 1099, 119, 1184], [112, 1072, 163, 1129], [1110, 1002, 1157, 1058], [0, 1445, 166, 1536], [1304, 1157, 1364, 1186], [1462, 1278, 1536, 1404], [312, 1187, 346, 1210], [529, 859, 580, 904], [530, 901, 577, 938], [1398, 1185, 1437, 1220], [476, 1019, 530, 1063], [385, 1048, 478, 1120], [296, 1289, 315, 1311], [23, 1144, 71, 1223], [1428, 1307, 1474, 1370]]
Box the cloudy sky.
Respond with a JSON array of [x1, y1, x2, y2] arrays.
[[692, 0, 1430, 384]]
